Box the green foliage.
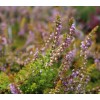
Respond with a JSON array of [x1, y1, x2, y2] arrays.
[[0, 72, 10, 93], [14, 51, 58, 93]]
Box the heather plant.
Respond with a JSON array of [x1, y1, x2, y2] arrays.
[[0, 7, 100, 94]]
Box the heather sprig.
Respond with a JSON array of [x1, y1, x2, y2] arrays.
[[52, 15, 62, 50], [80, 26, 99, 67], [48, 18, 76, 66]]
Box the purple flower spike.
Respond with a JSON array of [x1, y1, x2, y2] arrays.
[[70, 24, 76, 35]]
